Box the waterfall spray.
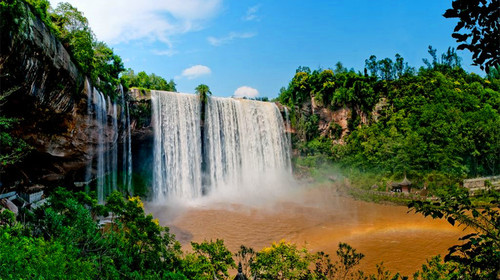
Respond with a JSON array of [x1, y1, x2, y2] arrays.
[[152, 91, 291, 202]]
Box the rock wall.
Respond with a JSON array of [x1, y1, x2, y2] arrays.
[[297, 95, 386, 145], [0, 3, 115, 189]]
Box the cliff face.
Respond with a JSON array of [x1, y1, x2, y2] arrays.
[[0, 3, 115, 188], [299, 94, 385, 145]]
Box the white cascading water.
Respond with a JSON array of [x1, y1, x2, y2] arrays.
[[152, 91, 291, 202], [152, 91, 202, 201], [84, 79, 94, 186], [283, 107, 292, 153], [93, 89, 107, 203], [204, 97, 292, 195], [84, 84, 133, 203], [111, 100, 118, 192], [126, 102, 133, 193], [119, 86, 133, 194]]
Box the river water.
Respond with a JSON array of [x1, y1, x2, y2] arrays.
[[147, 183, 466, 276]]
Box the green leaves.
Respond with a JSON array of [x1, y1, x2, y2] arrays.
[[0, 117, 32, 166], [120, 69, 176, 92], [409, 187, 500, 279], [190, 239, 235, 279], [195, 84, 212, 104], [444, 0, 500, 72]]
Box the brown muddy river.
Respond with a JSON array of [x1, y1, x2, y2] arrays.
[[147, 183, 466, 276]]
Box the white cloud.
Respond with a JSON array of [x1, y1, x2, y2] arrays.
[[181, 65, 211, 79], [48, 0, 222, 45], [234, 86, 259, 98], [243, 5, 260, 21], [207, 32, 256, 46]]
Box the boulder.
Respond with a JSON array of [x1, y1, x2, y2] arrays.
[[0, 199, 18, 216]]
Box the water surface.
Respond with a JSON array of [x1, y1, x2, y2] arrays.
[[147, 184, 465, 276]]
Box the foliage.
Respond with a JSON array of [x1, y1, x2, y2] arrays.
[[195, 84, 212, 104], [443, 0, 499, 72], [3, 0, 124, 97], [250, 240, 313, 279], [189, 239, 235, 279], [235, 245, 256, 278], [50, 2, 94, 73], [412, 256, 461, 280], [0, 227, 96, 279], [5, 188, 185, 279], [129, 99, 152, 128], [279, 48, 500, 184], [0, 117, 32, 166], [120, 69, 176, 92], [409, 186, 500, 279], [196, 84, 212, 122], [49, 2, 124, 96], [0, 0, 27, 35]]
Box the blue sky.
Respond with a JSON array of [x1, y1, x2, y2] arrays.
[[49, 0, 482, 98]]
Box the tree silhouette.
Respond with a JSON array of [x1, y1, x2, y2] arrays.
[[444, 0, 500, 72], [195, 84, 212, 104]]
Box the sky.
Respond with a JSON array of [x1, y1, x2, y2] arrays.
[[48, 0, 483, 98]]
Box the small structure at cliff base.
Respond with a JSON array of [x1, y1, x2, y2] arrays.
[[390, 176, 412, 193]]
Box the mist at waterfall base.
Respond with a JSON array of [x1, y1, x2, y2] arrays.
[[150, 91, 296, 207]]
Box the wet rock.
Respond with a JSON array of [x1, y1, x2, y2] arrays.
[[0, 3, 119, 189], [0, 199, 18, 216]]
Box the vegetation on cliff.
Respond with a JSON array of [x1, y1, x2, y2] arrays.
[[120, 69, 177, 92], [279, 48, 500, 189], [0, 0, 176, 169]]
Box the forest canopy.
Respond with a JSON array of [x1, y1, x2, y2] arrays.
[[278, 48, 500, 183]]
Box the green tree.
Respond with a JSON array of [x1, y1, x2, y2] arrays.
[[0, 117, 32, 166], [190, 239, 235, 279], [250, 240, 312, 280], [51, 2, 94, 73], [409, 186, 500, 279], [443, 0, 499, 72], [195, 84, 212, 104], [92, 41, 124, 95]]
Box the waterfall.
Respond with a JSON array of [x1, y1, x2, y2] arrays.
[[283, 107, 292, 155], [111, 101, 118, 192], [126, 101, 133, 193], [83, 84, 132, 203], [204, 97, 292, 193], [152, 91, 203, 201], [120, 86, 133, 195], [94, 89, 107, 203], [152, 91, 291, 202], [84, 79, 94, 187]]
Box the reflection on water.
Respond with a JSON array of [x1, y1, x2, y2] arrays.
[[146, 184, 466, 276]]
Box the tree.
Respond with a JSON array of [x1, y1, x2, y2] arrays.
[[195, 84, 212, 104], [92, 41, 124, 95], [51, 2, 94, 73], [190, 239, 235, 279], [409, 186, 500, 279], [443, 0, 500, 72], [365, 55, 379, 77], [0, 117, 32, 166], [250, 240, 312, 280]]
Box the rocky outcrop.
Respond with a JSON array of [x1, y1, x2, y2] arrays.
[[0, 3, 117, 189], [308, 95, 384, 144]]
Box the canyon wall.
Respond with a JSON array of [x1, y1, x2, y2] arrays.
[[0, 3, 117, 189]]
